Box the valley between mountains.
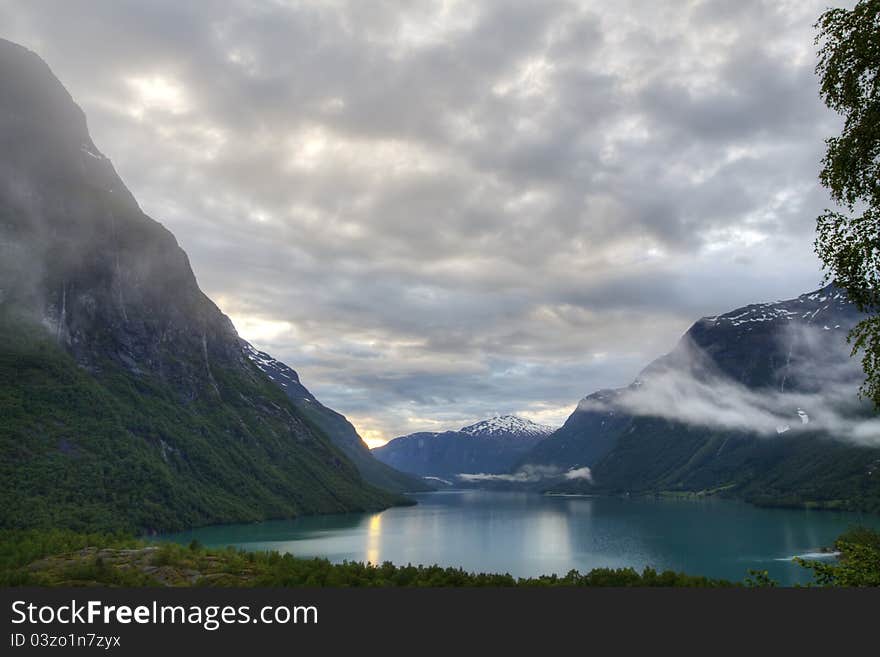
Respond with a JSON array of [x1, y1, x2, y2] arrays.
[[2, 34, 880, 557]]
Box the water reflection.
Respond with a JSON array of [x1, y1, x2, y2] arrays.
[[523, 508, 572, 565], [366, 513, 382, 565], [158, 491, 880, 585]]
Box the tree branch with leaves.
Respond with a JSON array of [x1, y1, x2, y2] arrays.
[[815, 0, 880, 404]]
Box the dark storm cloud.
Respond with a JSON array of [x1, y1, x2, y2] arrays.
[[0, 0, 853, 442]]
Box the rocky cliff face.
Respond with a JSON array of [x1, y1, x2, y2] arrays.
[[0, 39, 400, 532], [0, 38, 244, 397]]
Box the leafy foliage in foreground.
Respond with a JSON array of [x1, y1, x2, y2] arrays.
[[814, 0, 880, 405], [796, 526, 880, 586], [0, 529, 142, 586]]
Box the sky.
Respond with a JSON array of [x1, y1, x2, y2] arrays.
[[0, 0, 854, 447]]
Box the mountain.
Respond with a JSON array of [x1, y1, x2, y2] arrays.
[[0, 38, 404, 533], [242, 342, 432, 493], [523, 284, 880, 511], [372, 415, 555, 480], [459, 415, 557, 440]]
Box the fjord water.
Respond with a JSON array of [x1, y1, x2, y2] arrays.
[[161, 491, 880, 585]]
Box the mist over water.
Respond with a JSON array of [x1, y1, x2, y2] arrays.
[[161, 490, 880, 586]]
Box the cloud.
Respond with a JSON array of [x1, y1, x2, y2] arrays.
[[458, 464, 592, 484], [580, 326, 880, 446], [563, 466, 593, 482], [0, 0, 857, 439]]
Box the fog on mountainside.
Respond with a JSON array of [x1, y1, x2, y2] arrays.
[[0, 38, 412, 532], [511, 284, 880, 512]]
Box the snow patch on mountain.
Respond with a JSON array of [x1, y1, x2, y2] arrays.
[[699, 285, 854, 329], [459, 415, 556, 439], [242, 341, 304, 390]]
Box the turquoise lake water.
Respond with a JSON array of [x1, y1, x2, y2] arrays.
[[160, 490, 880, 585]]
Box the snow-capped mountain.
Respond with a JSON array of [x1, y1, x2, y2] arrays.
[[460, 415, 556, 440], [698, 286, 853, 331], [372, 415, 557, 479], [522, 283, 880, 512]]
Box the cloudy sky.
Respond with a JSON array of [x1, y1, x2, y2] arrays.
[[0, 0, 852, 445]]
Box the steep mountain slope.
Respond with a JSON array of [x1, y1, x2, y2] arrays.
[[522, 388, 629, 474], [524, 285, 880, 511], [242, 342, 432, 493], [0, 39, 401, 533], [372, 415, 555, 479]]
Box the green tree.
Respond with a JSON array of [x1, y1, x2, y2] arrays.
[[796, 527, 880, 586], [814, 0, 880, 405]]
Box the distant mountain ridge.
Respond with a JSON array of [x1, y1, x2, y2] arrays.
[[460, 415, 555, 440], [372, 415, 555, 479], [522, 283, 880, 512], [242, 342, 432, 493]]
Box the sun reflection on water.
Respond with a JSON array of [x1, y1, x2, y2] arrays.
[[366, 513, 382, 565]]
